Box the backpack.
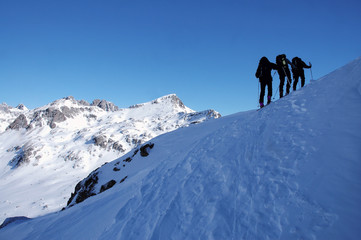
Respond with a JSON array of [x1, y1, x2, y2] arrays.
[[276, 54, 287, 66], [292, 57, 300, 69], [256, 57, 270, 78]]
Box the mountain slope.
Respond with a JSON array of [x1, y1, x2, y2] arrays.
[[1, 57, 361, 239], [0, 94, 220, 223]]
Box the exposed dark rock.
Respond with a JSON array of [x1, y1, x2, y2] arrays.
[[6, 114, 28, 130], [47, 108, 66, 123], [113, 167, 120, 171], [93, 135, 107, 148], [0, 216, 31, 229], [64, 96, 75, 101], [186, 110, 221, 122], [120, 176, 128, 183], [151, 94, 186, 109], [112, 142, 125, 152], [87, 114, 97, 120], [205, 109, 221, 119], [50, 122, 57, 129], [78, 100, 90, 106], [67, 172, 99, 207], [132, 149, 139, 157], [10, 145, 36, 167], [16, 104, 27, 110], [60, 106, 80, 118], [123, 157, 132, 163], [100, 180, 116, 193], [6, 146, 21, 152], [92, 135, 124, 152], [129, 103, 142, 109], [63, 151, 81, 162], [132, 138, 142, 145], [101, 162, 109, 167], [29, 107, 67, 129], [140, 143, 154, 157], [91, 99, 119, 112]]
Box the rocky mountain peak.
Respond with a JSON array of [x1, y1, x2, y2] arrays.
[[129, 94, 188, 111], [91, 99, 119, 112], [151, 94, 186, 109], [16, 104, 28, 111]]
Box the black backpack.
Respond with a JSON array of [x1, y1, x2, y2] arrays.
[[292, 57, 300, 69], [276, 54, 287, 66]]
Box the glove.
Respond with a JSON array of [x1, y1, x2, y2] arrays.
[[309, 62, 312, 68]]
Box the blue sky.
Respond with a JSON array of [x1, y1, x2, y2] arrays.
[[1, 0, 361, 116]]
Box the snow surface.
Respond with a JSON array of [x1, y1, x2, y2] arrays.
[[1, 57, 361, 239], [0, 94, 220, 224]]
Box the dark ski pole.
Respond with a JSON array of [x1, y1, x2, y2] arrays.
[[257, 81, 260, 107], [272, 72, 278, 100], [282, 67, 292, 92]]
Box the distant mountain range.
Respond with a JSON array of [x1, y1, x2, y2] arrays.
[[0, 94, 220, 223]]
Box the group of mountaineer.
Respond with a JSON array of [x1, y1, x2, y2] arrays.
[[255, 54, 312, 108]]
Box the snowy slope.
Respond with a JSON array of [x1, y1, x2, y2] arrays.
[[0, 94, 220, 223], [1, 57, 361, 239]]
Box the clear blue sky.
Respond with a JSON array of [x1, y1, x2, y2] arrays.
[[1, 0, 361, 116]]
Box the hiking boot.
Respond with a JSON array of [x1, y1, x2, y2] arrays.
[[267, 96, 271, 104]]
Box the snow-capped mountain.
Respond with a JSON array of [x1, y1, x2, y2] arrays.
[[0, 103, 29, 132], [0, 94, 220, 223], [1, 56, 361, 239]]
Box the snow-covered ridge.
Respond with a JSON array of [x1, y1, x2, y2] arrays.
[[130, 94, 186, 108], [0, 97, 118, 132], [0, 94, 220, 223], [1, 57, 360, 239]]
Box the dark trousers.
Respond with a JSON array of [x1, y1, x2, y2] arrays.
[[259, 79, 272, 104], [278, 68, 292, 97], [293, 70, 305, 90]]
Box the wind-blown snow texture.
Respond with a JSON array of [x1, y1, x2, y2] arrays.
[[0, 94, 220, 223], [1, 57, 361, 239]]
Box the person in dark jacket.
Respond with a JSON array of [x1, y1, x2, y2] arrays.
[[291, 57, 312, 90], [255, 56, 278, 108], [276, 54, 293, 98]]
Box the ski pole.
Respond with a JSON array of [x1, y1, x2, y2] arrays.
[[273, 85, 279, 100], [257, 81, 259, 107], [272, 72, 278, 100], [282, 67, 292, 92], [309, 62, 314, 80]]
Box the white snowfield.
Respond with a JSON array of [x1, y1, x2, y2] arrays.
[[1, 57, 361, 240], [0, 94, 220, 224]]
